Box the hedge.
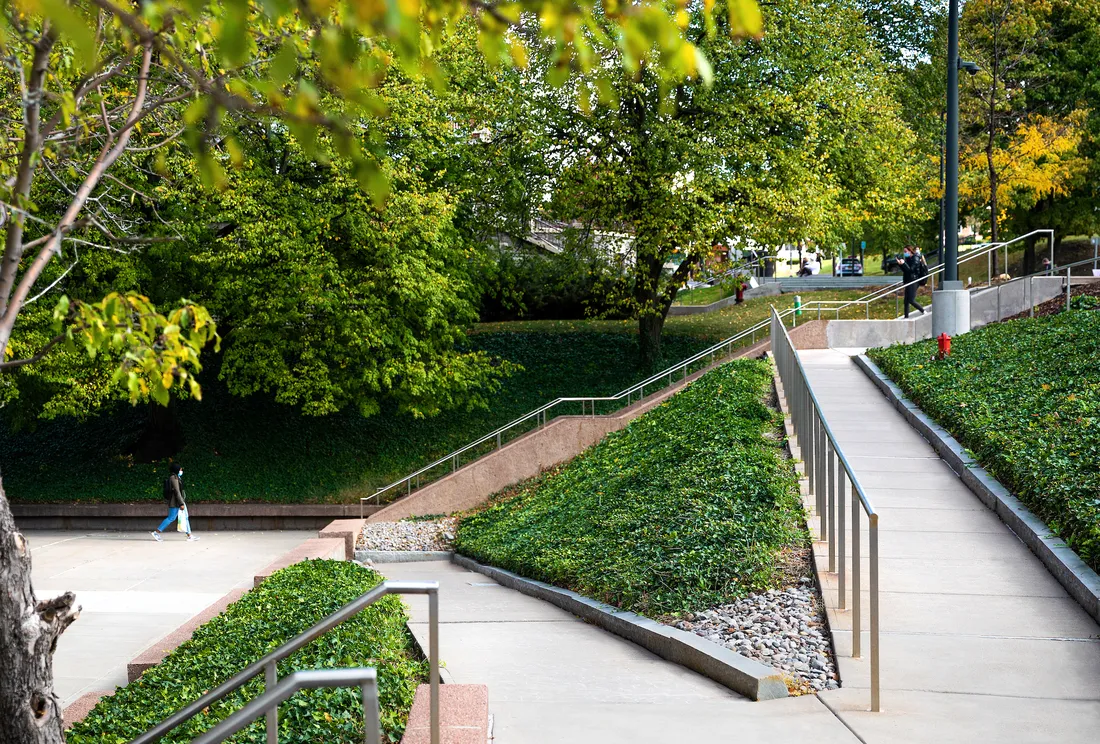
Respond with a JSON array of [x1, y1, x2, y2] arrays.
[[867, 309, 1100, 573], [1, 332, 710, 504], [66, 560, 426, 744], [455, 358, 804, 617]]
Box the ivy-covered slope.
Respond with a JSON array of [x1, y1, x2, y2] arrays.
[[66, 560, 424, 744], [1, 332, 710, 504], [868, 309, 1100, 573], [455, 358, 804, 617]]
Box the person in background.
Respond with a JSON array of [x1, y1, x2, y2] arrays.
[[152, 463, 199, 542], [896, 246, 926, 318]]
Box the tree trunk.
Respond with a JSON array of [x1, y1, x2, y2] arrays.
[[1023, 235, 1036, 276], [638, 312, 665, 369], [0, 475, 79, 744], [987, 54, 1000, 277]]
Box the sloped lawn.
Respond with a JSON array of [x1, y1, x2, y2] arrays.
[[868, 309, 1100, 573], [455, 358, 805, 617]]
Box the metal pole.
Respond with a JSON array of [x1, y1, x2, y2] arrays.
[[827, 446, 836, 573], [838, 467, 846, 610], [429, 589, 440, 744], [363, 683, 382, 744], [945, 0, 961, 283], [852, 495, 861, 659], [1066, 265, 1072, 311], [265, 662, 278, 744], [817, 420, 826, 540], [870, 514, 881, 712]]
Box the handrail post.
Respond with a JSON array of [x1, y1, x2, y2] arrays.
[[1066, 265, 1072, 311], [870, 513, 880, 712], [827, 444, 836, 573], [265, 662, 278, 744], [838, 467, 846, 610], [429, 588, 440, 744], [852, 492, 861, 659]]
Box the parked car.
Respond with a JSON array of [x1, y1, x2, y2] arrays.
[[881, 254, 905, 274], [837, 257, 864, 277]]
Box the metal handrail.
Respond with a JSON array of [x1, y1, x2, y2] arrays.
[[974, 254, 1100, 320], [360, 229, 1056, 513], [770, 308, 881, 712], [191, 669, 381, 744], [364, 311, 784, 510], [129, 580, 441, 744]]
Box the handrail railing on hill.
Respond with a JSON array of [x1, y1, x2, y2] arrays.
[[364, 235, 1066, 515], [363, 313, 784, 512], [979, 254, 1100, 319], [770, 307, 881, 712], [129, 580, 441, 744]]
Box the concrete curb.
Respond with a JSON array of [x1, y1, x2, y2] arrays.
[[451, 554, 789, 701], [355, 550, 454, 564], [854, 354, 1100, 624]]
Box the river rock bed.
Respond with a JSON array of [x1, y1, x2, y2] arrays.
[[672, 579, 839, 695], [357, 517, 457, 551]]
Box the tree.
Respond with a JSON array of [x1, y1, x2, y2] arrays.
[[960, 0, 1049, 271], [538, 0, 919, 364], [0, 1, 754, 740]]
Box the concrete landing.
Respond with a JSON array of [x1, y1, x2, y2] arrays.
[[378, 560, 861, 744], [798, 349, 1100, 743], [27, 529, 313, 706]]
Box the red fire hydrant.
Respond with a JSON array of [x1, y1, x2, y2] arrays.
[[936, 332, 952, 360]]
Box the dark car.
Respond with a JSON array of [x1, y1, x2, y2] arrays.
[[837, 257, 864, 277], [881, 254, 905, 274]]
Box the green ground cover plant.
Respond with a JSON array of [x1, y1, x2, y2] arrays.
[[67, 560, 424, 744], [868, 309, 1100, 573], [1, 333, 709, 504], [454, 358, 804, 616]]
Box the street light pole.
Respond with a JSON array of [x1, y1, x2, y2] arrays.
[[944, 0, 960, 285], [933, 0, 974, 336]]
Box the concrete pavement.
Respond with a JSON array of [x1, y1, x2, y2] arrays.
[[799, 349, 1100, 743], [27, 529, 312, 706], [378, 559, 861, 744]]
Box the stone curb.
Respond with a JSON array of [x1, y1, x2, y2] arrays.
[[451, 554, 789, 701], [854, 354, 1100, 624], [355, 550, 455, 564]]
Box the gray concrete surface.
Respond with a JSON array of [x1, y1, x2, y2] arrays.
[[378, 560, 861, 744], [27, 530, 312, 706], [796, 349, 1100, 742]]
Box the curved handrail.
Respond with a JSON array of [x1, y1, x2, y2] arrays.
[[191, 669, 380, 744], [129, 580, 440, 744]]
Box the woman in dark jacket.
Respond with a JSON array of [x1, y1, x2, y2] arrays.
[[896, 246, 926, 318], [152, 463, 198, 541]]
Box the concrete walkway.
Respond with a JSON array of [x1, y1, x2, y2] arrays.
[[28, 530, 312, 705], [800, 349, 1100, 743], [378, 560, 861, 744]]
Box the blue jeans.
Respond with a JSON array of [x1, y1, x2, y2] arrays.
[[157, 508, 187, 533]]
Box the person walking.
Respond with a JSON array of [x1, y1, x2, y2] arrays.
[[896, 246, 926, 318], [152, 463, 198, 542]]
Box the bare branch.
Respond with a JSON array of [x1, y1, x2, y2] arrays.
[[0, 332, 65, 370]]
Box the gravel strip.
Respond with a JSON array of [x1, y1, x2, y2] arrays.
[[357, 517, 457, 551], [672, 579, 839, 695]]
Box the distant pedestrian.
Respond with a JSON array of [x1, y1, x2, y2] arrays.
[[896, 246, 926, 318], [152, 463, 198, 542]]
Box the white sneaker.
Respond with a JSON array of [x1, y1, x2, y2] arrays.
[[152, 532, 163, 542], [187, 535, 200, 542]]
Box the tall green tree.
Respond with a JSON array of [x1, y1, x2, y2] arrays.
[[539, 0, 921, 364]]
